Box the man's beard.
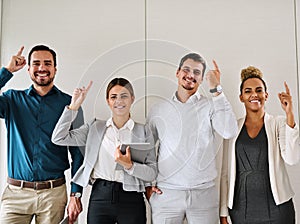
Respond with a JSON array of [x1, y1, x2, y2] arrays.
[[31, 76, 54, 86], [182, 77, 197, 91], [182, 84, 194, 91]]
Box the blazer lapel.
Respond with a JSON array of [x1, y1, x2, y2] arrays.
[[85, 120, 107, 166]]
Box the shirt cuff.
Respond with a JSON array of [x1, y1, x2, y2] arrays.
[[124, 162, 136, 175], [145, 181, 155, 187], [212, 91, 225, 100], [71, 182, 83, 193]]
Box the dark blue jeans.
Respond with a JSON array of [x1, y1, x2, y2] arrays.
[[87, 179, 146, 224]]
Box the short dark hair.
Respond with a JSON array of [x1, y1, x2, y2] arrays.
[[28, 45, 57, 67], [178, 53, 206, 77], [106, 78, 134, 99]]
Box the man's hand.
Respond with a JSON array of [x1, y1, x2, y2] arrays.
[[67, 196, 82, 224], [206, 60, 221, 90], [5, 46, 26, 73], [145, 186, 162, 201], [68, 81, 93, 111]]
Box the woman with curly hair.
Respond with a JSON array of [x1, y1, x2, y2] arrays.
[[220, 66, 300, 224]]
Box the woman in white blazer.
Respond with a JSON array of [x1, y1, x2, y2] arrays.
[[52, 78, 157, 224], [220, 66, 300, 224]]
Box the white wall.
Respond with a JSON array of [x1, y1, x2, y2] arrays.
[[0, 0, 299, 223]]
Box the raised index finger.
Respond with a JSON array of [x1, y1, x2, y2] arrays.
[[212, 60, 220, 72], [16, 46, 24, 56], [284, 81, 290, 95], [85, 80, 93, 92]]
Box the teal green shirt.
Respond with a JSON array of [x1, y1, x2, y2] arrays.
[[0, 67, 84, 193]]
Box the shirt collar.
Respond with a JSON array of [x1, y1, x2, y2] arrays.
[[172, 91, 201, 103], [106, 117, 135, 131], [26, 85, 60, 96]]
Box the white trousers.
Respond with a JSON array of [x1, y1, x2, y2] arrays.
[[149, 185, 219, 224]]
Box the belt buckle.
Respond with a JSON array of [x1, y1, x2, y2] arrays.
[[34, 181, 44, 190], [33, 182, 38, 190]]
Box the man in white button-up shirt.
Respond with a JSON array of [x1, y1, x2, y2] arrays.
[[146, 53, 238, 224]]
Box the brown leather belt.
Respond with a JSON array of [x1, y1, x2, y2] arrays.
[[7, 177, 65, 190]]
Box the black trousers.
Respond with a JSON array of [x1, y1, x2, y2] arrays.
[[87, 179, 146, 224]]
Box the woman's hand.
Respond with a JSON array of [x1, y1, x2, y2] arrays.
[[220, 216, 229, 224], [68, 81, 93, 111], [114, 145, 133, 170], [278, 82, 295, 128]]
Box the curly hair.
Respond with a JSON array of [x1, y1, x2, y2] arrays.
[[240, 66, 267, 94]]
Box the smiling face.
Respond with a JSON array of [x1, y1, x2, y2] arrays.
[[240, 77, 268, 113], [176, 58, 204, 93], [107, 85, 135, 118], [28, 50, 56, 87]]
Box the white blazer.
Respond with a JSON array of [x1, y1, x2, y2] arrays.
[[220, 113, 300, 217]]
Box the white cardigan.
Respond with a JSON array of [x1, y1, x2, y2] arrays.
[[220, 113, 300, 217]]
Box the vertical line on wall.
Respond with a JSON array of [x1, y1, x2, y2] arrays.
[[0, 0, 3, 66], [293, 0, 300, 123], [144, 0, 148, 119], [0, 0, 3, 141]]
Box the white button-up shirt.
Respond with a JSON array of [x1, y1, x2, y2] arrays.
[[91, 118, 134, 182], [147, 91, 238, 190]]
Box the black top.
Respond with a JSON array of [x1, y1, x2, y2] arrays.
[[230, 124, 295, 224]]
